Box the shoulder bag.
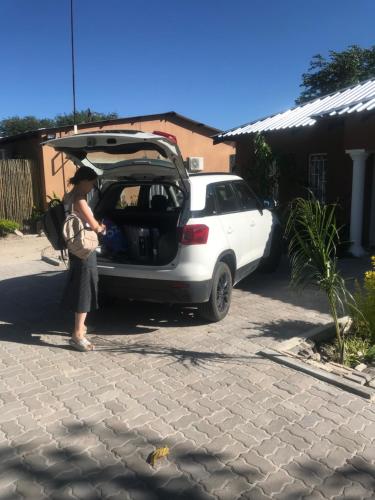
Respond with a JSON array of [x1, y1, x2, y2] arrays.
[[62, 212, 98, 260]]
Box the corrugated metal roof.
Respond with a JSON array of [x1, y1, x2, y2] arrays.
[[217, 77, 375, 140]]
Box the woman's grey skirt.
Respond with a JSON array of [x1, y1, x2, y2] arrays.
[[61, 251, 98, 313]]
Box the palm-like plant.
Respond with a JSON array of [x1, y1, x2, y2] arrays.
[[285, 195, 352, 363]]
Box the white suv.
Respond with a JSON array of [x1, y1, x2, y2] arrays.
[[47, 131, 281, 321]]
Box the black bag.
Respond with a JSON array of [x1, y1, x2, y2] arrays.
[[123, 226, 150, 262], [123, 226, 161, 263], [42, 200, 67, 251]]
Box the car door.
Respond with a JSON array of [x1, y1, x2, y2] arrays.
[[232, 180, 273, 262], [214, 182, 252, 270]]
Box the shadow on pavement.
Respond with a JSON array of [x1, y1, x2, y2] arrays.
[[237, 255, 370, 316], [1, 419, 374, 499], [89, 338, 261, 368], [0, 255, 369, 350], [244, 319, 323, 343], [0, 420, 257, 500], [0, 272, 206, 348]]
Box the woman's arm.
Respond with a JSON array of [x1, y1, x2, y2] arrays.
[[75, 198, 105, 233]]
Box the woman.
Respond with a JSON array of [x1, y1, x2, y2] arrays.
[[62, 167, 106, 352]]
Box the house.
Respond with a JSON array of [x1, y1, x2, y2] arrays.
[[214, 78, 375, 256], [0, 111, 234, 207]]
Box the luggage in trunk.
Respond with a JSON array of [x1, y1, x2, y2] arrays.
[[123, 225, 161, 264]]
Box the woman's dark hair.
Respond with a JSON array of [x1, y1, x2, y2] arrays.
[[69, 167, 98, 185]]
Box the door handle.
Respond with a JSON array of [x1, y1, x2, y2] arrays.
[[227, 227, 233, 234], [250, 220, 256, 227]]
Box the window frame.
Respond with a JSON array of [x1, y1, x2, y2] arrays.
[[308, 153, 327, 203]]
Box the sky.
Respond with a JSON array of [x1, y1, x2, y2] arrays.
[[1, 0, 375, 131]]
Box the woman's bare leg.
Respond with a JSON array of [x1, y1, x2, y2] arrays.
[[73, 312, 87, 339]]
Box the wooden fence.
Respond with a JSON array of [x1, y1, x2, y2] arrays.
[[0, 159, 40, 224]]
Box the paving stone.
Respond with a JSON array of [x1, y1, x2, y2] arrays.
[[359, 444, 375, 465], [239, 485, 271, 500], [263, 417, 289, 435], [257, 468, 294, 496], [240, 451, 277, 476], [277, 430, 310, 452], [324, 447, 351, 470], [0, 421, 23, 438], [198, 469, 232, 494], [236, 423, 269, 443], [298, 414, 321, 429], [215, 476, 253, 499], [282, 460, 321, 489], [228, 428, 258, 449], [177, 457, 211, 482], [268, 444, 299, 467], [256, 437, 283, 457], [71, 482, 101, 499], [341, 481, 375, 499], [206, 409, 234, 426], [311, 419, 337, 437], [343, 457, 375, 490], [325, 431, 359, 454], [301, 489, 326, 500], [182, 425, 211, 446], [358, 421, 375, 441], [315, 473, 352, 498], [170, 414, 199, 430], [277, 481, 312, 500]]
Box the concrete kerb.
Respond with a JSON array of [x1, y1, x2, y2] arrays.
[[258, 318, 375, 401]]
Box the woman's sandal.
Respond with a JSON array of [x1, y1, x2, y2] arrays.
[[69, 337, 95, 352]]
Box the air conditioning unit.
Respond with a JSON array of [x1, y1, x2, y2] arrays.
[[188, 157, 204, 172]]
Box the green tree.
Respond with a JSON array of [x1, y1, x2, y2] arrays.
[[0, 109, 119, 137], [296, 44, 375, 104], [0, 116, 55, 137], [54, 109, 118, 126]]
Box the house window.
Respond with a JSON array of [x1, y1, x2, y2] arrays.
[[309, 154, 327, 202]]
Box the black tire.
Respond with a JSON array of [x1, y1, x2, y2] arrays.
[[258, 225, 283, 273], [199, 262, 232, 322]]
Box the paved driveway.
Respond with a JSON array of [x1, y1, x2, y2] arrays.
[[0, 238, 374, 499]]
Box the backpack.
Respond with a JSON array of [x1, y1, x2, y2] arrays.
[[62, 212, 98, 259], [42, 199, 67, 251]]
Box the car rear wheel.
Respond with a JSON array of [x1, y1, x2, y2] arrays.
[[199, 262, 232, 322]]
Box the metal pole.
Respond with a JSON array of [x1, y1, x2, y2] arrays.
[[70, 0, 77, 134]]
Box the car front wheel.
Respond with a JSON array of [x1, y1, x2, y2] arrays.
[[199, 262, 232, 322]]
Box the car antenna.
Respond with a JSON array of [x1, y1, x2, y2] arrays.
[[70, 0, 77, 134]]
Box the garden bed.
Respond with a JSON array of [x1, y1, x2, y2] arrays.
[[259, 318, 375, 400]]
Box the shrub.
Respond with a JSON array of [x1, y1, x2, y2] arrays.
[[365, 344, 375, 363], [343, 335, 370, 367], [30, 206, 44, 221], [351, 256, 375, 343], [0, 219, 21, 236]]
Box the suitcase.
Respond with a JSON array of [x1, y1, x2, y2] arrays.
[[123, 226, 160, 263]]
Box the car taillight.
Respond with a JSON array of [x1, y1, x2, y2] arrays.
[[152, 130, 178, 144], [180, 224, 209, 245]]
